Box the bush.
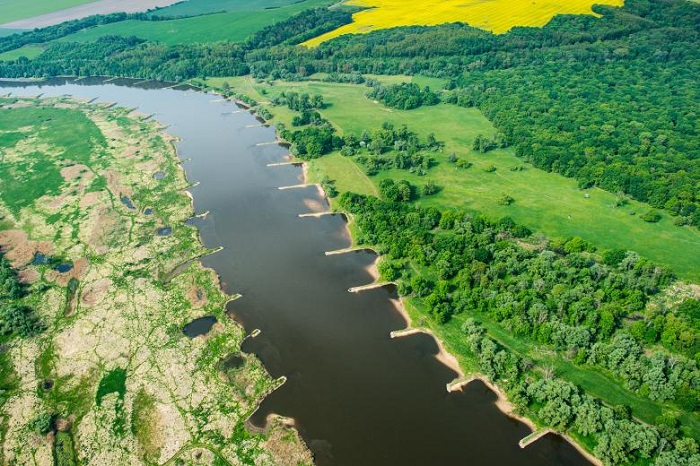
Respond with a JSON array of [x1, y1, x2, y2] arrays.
[[641, 210, 662, 223], [29, 412, 53, 435]]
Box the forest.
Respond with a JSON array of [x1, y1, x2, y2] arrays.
[[0, 253, 42, 339], [339, 190, 700, 464]]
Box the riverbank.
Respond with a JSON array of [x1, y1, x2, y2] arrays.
[[238, 88, 608, 465], [290, 132, 600, 464]]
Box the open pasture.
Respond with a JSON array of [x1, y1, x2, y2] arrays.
[[302, 0, 624, 46]]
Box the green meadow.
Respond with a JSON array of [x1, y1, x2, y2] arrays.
[[0, 0, 96, 25], [0, 101, 105, 215], [56, 0, 334, 45], [0, 45, 44, 61], [206, 76, 700, 281]]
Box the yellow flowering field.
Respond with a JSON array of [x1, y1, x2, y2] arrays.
[[302, 0, 624, 46]]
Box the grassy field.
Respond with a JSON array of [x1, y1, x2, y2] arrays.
[[0, 0, 96, 25], [56, 0, 334, 45], [0, 103, 105, 215], [207, 76, 700, 281], [0, 45, 45, 61], [302, 0, 625, 46]]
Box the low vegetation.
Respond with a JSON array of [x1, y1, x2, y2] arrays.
[[0, 97, 308, 465]]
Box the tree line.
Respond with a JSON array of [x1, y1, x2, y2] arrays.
[[0, 253, 43, 338]]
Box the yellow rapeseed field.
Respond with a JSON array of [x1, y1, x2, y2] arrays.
[[302, 0, 624, 46]]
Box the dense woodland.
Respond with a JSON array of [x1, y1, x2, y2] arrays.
[[339, 191, 700, 464], [0, 253, 42, 338]]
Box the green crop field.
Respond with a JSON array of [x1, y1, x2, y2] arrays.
[[56, 0, 334, 45], [0, 45, 44, 61], [207, 76, 700, 281], [0, 0, 96, 25], [149, 0, 321, 17]]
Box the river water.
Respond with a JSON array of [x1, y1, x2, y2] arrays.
[[1, 78, 590, 466]]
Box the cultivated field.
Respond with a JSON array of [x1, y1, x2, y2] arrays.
[[0, 45, 44, 61], [56, 0, 334, 45], [205, 76, 700, 281], [302, 0, 625, 46], [0, 0, 181, 29], [0, 0, 96, 25]]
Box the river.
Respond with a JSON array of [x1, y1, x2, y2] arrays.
[[1, 77, 590, 466]]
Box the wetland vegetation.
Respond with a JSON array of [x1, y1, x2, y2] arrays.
[[0, 96, 308, 465]]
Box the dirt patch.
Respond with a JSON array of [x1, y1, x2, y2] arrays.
[[105, 170, 132, 199], [87, 206, 120, 254], [79, 191, 102, 208], [18, 268, 40, 284], [60, 164, 90, 181], [186, 286, 208, 309], [0, 230, 53, 266], [81, 278, 111, 307]]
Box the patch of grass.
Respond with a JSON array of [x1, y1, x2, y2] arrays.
[[0, 103, 106, 215], [210, 78, 700, 281], [305, 152, 377, 197], [95, 368, 126, 406], [54, 431, 77, 466], [132, 389, 159, 461], [0, 0, 97, 25], [0, 45, 44, 61], [55, 0, 334, 46], [302, 0, 624, 46], [0, 152, 64, 215]]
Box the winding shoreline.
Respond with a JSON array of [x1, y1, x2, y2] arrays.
[[286, 108, 603, 466], [186, 82, 602, 465]]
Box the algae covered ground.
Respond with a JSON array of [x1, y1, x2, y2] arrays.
[[0, 97, 309, 465]]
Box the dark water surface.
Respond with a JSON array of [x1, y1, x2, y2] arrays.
[[183, 315, 217, 338], [1, 78, 590, 466]]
